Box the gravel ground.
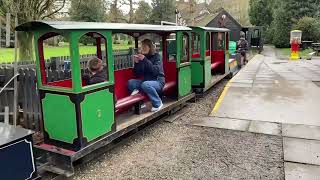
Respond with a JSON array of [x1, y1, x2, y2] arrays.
[[69, 80, 284, 180]]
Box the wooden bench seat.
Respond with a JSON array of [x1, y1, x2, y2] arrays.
[[115, 93, 146, 111], [211, 61, 223, 70], [115, 81, 177, 113]]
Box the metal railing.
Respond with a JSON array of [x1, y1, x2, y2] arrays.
[[0, 73, 19, 94], [0, 73, 19, 124]]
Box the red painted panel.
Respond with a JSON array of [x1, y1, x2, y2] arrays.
[[163, 60, 177, 96], [192, 53, 201, 58], [211, 50, 225, 73], [114, 68, 135, 99], [47, 79, 72, 88], [163, 61, 176, 83], [205, 50, 211, 57], [37, 40, 47, 85], [211, 50, 225, 63]]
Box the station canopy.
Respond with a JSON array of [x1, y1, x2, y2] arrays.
[[15, 21, 192, 32]]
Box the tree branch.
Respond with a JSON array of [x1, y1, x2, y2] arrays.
[[41, 0, 66, 19]]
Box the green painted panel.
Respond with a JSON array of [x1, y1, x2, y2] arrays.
[[42, 93, 77, 143], [191, 62, 203, 86], [178, 66, 192, 97], [81, 89, 114, 142], [204, 59, 212, 89], [225, 51, 230, 73]]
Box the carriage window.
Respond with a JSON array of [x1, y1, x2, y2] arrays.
[[113, 33, 134, 71], [79, 32, 109, 87], [192, 32, 201, 54], [180, 33, 190, 64], [38, 33, 72, 88], [167, 33, 176, 61], [212, 32, 225, 50]]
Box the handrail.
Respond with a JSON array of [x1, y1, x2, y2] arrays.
[[0, 74, 19, 95]]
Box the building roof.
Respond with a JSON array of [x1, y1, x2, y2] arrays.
[[194, 8, 243, 28], [16, 21, 192, 32], [194, 14, 217, 26]]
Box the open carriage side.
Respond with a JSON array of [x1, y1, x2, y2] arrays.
[[189, 26, 236, 93], [15, 21, 195, 177]]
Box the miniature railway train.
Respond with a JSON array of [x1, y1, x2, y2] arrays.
[[13, 21, 243, 177]]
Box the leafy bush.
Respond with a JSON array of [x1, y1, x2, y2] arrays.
[[272, 7, 291, 48], [293, 17, 320, 42]]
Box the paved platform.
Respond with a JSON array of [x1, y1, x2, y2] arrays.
[[192, 46, 320, 180]]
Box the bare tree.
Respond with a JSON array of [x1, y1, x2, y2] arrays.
[[119, 0, 135, 23], [0, 0, 66, 60]]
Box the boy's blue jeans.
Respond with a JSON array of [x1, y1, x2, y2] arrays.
[[128, 79, 163, 108]]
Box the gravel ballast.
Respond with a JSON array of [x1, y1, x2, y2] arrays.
[[70, 80, 284, 180]]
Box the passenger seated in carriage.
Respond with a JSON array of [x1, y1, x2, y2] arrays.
[[128, 39, 165, 112], [82, 57, 107, 85]]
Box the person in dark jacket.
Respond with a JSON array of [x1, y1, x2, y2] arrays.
[[237, 32, 249, 65], [82, 57, 107, 85], [128, 39, 165, 112]]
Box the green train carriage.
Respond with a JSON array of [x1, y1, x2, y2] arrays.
[[189, 26, 239, 93], [16, 21, 195, 176]]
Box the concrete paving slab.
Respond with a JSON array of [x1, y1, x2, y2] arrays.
[[191, 117, 250, 131], [214, 81, 320, 126], [252, 83, 280, 88], [282, 124, 320, 141], [255, 78, 276, 81], [228, 82, 253, 88], [285, 162, 320, 180], [283, 137, 320, 165], [248, 121, 281, 136], [254, 80, 277, 84], [231, 79, 254, 84]]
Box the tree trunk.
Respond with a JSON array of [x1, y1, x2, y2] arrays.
[[129, 0, 133, 23], [18, 31, 34, 61]]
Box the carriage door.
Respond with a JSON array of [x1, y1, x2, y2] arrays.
[[177, 32, 192, 98]]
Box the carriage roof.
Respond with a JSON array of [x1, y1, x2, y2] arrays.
[[189, 26, 230, 32], [15, 21, 192, 32]]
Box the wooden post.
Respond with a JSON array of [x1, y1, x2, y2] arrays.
[[6, 13, 11, 48], [13, 15, 18, 126], [4, 106, 9, 124]]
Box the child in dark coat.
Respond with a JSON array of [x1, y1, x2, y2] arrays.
[[82, 57, 107, 85]]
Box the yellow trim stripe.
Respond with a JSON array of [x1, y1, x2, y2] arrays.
[[210, 80, 232, 116]]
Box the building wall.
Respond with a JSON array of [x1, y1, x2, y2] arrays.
[[207, 14, 241, 41], [210, 0, 250, 26]]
